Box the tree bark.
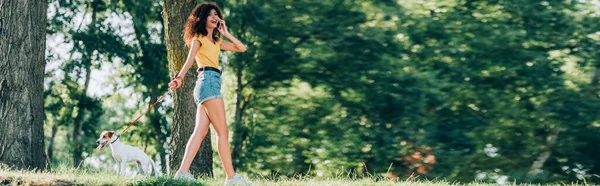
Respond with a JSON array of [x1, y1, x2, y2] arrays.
[[0, 0, 48, 170], [163, 0, 213, 177]]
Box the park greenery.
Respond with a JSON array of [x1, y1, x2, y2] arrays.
[[35, 0, 600, 184]]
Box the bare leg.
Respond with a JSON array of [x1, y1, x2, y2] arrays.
[[203, 98, 236, 179], [177, 104, 211, 174]]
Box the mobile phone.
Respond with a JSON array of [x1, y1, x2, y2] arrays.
[[217, 21, 221, 29]]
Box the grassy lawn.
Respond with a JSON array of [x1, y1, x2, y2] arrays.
[[0, 167, 432, 186], [0, 166, 591, 186]]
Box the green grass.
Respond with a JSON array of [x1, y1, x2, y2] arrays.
[[0, 169, 423, 186], [0, 165, 592, 186], [0, 167, 410, 186]]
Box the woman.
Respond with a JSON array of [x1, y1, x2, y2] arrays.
[[168, 2, 252, 185]]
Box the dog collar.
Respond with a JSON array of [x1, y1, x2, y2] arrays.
[[110, 135, 120, 144]]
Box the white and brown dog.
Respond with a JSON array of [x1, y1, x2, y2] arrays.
[[96, 131, 161, 177]]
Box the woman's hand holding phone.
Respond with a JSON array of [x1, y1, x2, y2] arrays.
[[217, 20, 228, 36]]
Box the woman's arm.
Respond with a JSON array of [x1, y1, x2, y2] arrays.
[[218, 20, 246, 52], [169, 40, 201, 89]]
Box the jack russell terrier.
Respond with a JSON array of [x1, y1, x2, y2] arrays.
[[96, 131, 161, 177]]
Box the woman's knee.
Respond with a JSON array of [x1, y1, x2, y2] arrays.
[[214, 127, 229, 138], [192, 127, 209, 138]]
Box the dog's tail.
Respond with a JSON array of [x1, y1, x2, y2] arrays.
[[149, 158, 162, 177]]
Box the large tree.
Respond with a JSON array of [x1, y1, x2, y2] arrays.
[[0, 0, 48, 170], [163, 0, 213, 177]]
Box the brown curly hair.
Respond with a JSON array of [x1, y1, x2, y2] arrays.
[[184, 2, 223, 48]]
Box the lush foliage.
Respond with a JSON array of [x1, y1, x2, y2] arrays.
[[44, 0, 600, 184]]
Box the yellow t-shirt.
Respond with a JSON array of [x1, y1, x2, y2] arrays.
[[193, 34, 222, 68]]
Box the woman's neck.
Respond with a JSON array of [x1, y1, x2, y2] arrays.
[[206, 28, 213, 39]]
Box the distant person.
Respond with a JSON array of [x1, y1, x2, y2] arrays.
[[168, 2, 252, 185]]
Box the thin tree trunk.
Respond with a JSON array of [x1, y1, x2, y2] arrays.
[[589, 67, 599, 93], [528, 65, 600, 178], [163, 0, 213, 177], [231, 16, 250, 171], [526, 128, 559, 178], [47, 122, 59, 164], [71, 3, 97, 167], [591, 68, 599, 86], [72, 58, 92, 167], [292, 144, 310, 174], [72, 112, 83, 167], [150, 86, 167, 172], [0, 0, 48, 170], [231, 58, 246, 170], [144, 134, 150, 152]]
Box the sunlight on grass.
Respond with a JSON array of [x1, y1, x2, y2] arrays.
[[0, 164, 198, 186], [0, 165, 411, 186], [0, 165, 593, 186]]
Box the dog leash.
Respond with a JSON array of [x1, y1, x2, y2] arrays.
[[120, 90, 171, 134]]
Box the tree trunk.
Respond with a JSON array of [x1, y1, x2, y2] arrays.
[[0, 0, 48, 170], [163, 0, 213, 177], [526, 128, 559, 178], [231, 57, 251, 170], [589, 67, 599, 94], [527, 66, 600, 178], [72, 57, 92, 167], [150, 86, 167, 172], [231, 15, 250, 171], [47, 122, 59, 164], [71, 5, 97, 168]]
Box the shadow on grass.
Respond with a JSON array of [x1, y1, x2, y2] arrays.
[[0, 164, 205, 186], [131, 177, 205, 186], [0, 175, 205, 186]]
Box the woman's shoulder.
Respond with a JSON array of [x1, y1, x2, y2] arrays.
[[193, 34, 207, 41]]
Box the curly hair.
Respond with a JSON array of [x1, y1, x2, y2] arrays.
[[183, 2, 223, 48]]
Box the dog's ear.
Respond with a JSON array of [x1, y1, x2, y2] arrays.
[[100, 131, 108, 138], [107, 131, 115, 138]]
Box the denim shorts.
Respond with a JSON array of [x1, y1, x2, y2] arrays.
[[193, 70, 222, 104]]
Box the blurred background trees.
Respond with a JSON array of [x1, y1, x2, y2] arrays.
[[41, 0, 600, 184]]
